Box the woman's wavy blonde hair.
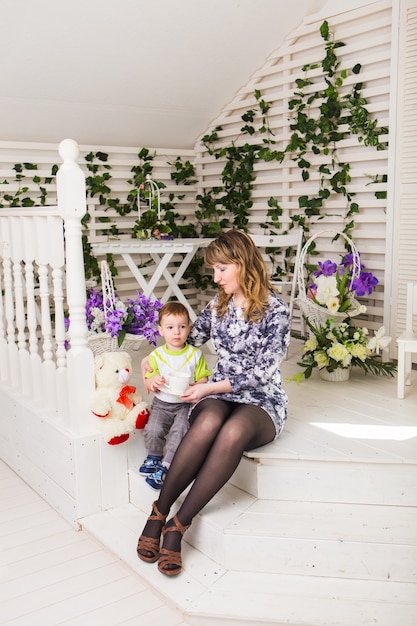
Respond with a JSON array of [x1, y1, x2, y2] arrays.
[[205, 229, 273, 322]]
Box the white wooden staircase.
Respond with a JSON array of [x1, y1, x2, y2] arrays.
[[81, 350, 417, 626]]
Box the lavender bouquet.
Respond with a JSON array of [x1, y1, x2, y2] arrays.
[[86, 288, 163, 347]]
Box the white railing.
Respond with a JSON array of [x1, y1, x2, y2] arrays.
[[0, 139, 95, 433]]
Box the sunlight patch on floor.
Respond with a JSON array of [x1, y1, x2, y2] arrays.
[[311, 422, 417, 441]]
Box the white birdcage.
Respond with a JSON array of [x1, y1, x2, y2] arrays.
[[137, 174, 161, 221]]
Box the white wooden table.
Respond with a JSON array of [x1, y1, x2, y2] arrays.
[[92, 238, 213, 321]]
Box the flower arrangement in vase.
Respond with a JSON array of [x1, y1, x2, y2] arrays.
[[293, 318, 396, 382]]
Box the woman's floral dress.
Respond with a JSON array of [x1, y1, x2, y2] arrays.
[[189, 291, 290, 439]]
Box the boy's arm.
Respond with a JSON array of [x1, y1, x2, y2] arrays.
[[143, 353, 160, 394], [193, 354, 211, 383], [194, 376, 208, 384]]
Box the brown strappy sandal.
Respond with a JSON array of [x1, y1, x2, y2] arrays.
[[157, 514, 190, 577], [137, 501, 167, 563]]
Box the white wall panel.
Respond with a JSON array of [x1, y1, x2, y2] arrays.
[[389, 0, 417, 359]]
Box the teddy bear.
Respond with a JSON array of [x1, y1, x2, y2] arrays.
[[90, 351, 149, 445]]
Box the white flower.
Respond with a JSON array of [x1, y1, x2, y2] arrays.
[[326, 296, 340, 313], [304, 337, 318, 352], [90, 307, 105, 332], [367, 327, 392, 354], [315, 275, 339, 305], [315, 350, 329, 369], [114, 300, 127, 317], [327, 342, 351, 366]]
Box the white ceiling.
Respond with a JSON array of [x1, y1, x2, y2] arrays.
[[1, 0, 327, 150]]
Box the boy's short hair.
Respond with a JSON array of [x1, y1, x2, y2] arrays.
[[158, 301, 190, 324]]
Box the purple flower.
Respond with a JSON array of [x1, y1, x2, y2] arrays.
[[352, 272, 378, 297], [314, 260, 337, 277], [341, 253, 364, 271], [84, 287, 163, 345], [86, 288, 104, 331], [104, 309, 125, 337], [307, 247, 379, 315]]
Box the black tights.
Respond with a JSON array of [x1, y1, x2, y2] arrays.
[[141, 398, 276, 554]]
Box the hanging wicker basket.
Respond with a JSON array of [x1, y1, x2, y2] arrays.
[[88, 332, 143, 356], [294, 229, 362, 333], [88, 260, 144, 356]]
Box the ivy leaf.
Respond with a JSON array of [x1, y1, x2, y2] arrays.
[[347, 202, 360, 215], [320, 20, 330, 41]]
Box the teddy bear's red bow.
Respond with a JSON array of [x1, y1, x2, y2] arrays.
[[116, 385, 136, 410]]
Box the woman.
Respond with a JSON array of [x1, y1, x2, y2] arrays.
[[137, 229, 290, 576]]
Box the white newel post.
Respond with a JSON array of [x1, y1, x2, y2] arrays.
[[57, 139, 103, 520], [57, 139, 134, 518], [57, 139, 95, 434]]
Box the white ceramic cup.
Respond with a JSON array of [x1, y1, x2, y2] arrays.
[[168, 372, 191, 395]]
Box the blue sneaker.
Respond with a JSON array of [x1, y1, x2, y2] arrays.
[[145, 464, 168, 490], [139, 455, 162, 475]]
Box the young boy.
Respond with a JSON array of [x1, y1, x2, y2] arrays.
[[139, 302, 211, 490]]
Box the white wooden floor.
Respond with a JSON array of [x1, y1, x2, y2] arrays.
[[0, 460, 188, 626]]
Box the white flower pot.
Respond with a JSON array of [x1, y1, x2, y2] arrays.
[[319, 367, 351, 382]]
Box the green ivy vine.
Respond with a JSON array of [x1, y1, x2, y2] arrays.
[[0, 162, 58, 208], [198, 19, 388, 258]]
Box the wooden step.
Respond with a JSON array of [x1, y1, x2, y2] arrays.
[[81, 502, 417, 626], [222, 498, 417, 582], [230, 453, 417, 506], [129, 472, 417, 583]]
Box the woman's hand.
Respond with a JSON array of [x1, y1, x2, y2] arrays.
[[180, 382, 210, 403], [179, 378, 232, 403]]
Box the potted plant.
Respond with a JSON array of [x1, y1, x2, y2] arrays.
[[293, 318, 396, 382], [132, 207, 173, 240]]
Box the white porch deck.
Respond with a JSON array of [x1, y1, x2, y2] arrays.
[[2, 339, 415, 626]]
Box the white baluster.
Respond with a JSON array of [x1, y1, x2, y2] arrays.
[[2, 230, 19, 388], [0, 238, 9, 384], [57, 138, 95, 434], [22, 217, 42, 404]]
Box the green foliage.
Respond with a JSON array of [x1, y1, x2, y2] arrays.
[[85, 151, 115, 208], [197, 20, 388, 249], [0, 162, 58, 208], [169, 157, 197, 185], [283, 20, 388, 238], [199, 89, 283, 233]]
